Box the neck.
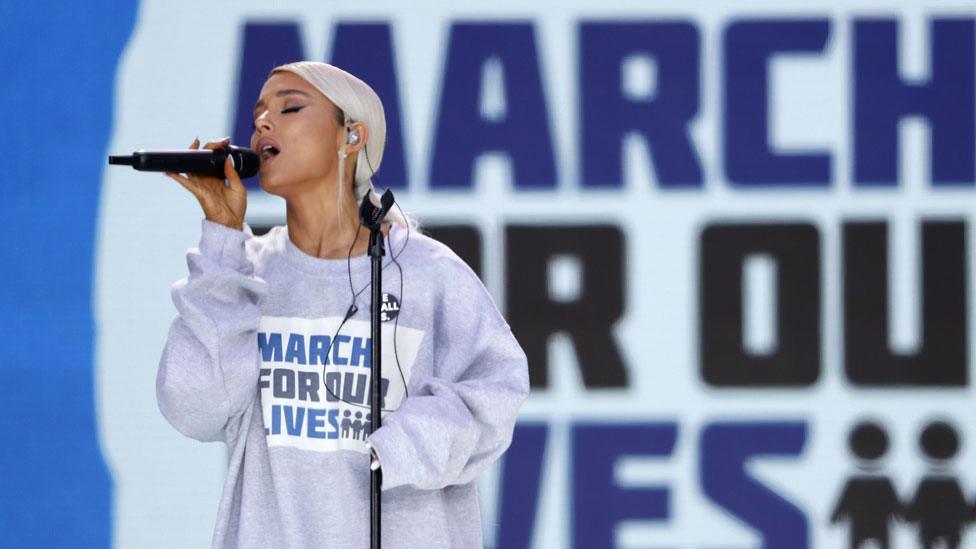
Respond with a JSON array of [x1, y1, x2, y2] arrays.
[[285, 176, 367, 259]]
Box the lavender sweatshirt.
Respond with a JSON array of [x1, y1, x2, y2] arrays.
[[157, 220, 529, 548]]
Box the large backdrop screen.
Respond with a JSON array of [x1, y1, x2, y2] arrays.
[[3, 1, 975, 548]]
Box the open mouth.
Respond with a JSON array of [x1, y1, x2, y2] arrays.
[[260, 144, 280, 162]]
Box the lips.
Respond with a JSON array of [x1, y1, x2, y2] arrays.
[[255, 137, 281, 165]]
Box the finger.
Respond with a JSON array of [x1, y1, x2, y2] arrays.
[[165, 171, 195, 193], [189, 137, 200, 150], [168, 173, 220, 214], [223, 155, 246, 193], [167, 171, 210, 199], [203, 137, 231, 150]]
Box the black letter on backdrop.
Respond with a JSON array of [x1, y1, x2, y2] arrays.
[[844, 221, 967, 386], [700, 223, 821, 386], [423, 224, 483, 278], [507, 225, 627, 388]]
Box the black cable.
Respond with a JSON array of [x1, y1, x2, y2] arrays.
[[388, 201, 410, 397], [316, 137, 411, 412], [361, 143, 411, 401], [318, 227, 406, 412]]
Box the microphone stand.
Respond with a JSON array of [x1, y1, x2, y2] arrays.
[[368, 223, 384, 549], [359, 189, 394, 549]]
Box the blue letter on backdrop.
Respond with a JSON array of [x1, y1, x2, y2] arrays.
[[573, 423, 678, 548], [430, 23, 557, 189], [331, 23, 408, 188], [854, 18, 975, 186], [233, 23, 306, 188], [724, 20, 831, 186], [495, 423, 548, 547], [580, 21, 702, 189], [701, 422, 809, 548]]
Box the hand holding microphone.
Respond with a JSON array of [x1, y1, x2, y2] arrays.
[[110, 137, 250, 230]]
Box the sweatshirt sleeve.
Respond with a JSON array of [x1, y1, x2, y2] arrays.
[[368, 257, 530, 491], [156, 220, 268, 443]]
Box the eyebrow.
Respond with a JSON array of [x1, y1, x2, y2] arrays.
[[253, 89, 311, 113]]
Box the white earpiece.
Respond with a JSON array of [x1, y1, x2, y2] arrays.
[[346, 130, 360, 145]]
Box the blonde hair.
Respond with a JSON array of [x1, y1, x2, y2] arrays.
[[271, 61, 408, 226]]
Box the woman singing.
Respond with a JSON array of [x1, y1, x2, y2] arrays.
[[157, 61, 529, 548]]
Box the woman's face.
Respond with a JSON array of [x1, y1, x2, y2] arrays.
[[250, 71, 344, 197]]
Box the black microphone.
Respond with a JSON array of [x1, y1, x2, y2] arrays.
[[108, 145, 259, 179]]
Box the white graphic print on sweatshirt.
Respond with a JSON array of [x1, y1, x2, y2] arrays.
[[257, 315, 424, 454]]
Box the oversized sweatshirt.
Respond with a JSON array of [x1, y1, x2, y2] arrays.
[[157, 220, 530, 549]]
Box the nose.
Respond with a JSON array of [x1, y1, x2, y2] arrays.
[[254, 110, 272, 133]]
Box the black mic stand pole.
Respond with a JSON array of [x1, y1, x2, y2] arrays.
[[359, 188, 394, 549], [368, 221, 384, 549]]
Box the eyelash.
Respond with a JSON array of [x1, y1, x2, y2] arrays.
[[251, 106, 304, 129]]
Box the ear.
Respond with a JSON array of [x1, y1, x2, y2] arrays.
[[343, 121, 369, 157]]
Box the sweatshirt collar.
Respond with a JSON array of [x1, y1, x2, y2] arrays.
[[281, 224, 406, 278]]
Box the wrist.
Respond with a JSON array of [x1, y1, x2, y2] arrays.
[[206, 213, 243, 231]]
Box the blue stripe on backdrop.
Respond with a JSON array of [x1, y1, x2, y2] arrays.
[[0, 1, 137, 546]]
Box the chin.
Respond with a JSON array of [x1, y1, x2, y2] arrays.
[[259, 172, 321, 203], [258, 174, 289, 198], [258, 168, 288, 194]]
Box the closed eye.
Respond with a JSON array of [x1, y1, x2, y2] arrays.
[[251, 106, 303, 129]]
